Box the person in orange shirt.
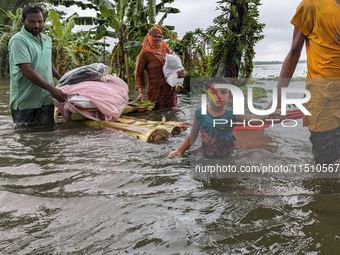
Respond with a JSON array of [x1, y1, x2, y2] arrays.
[[274, 0, 340, 165]]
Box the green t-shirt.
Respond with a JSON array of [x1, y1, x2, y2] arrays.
[[8, 26, 54, 110]]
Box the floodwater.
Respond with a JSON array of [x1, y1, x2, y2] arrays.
[[1, 67, 340, 254]]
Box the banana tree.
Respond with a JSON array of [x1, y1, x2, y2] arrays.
[[168, 28, 210, 75], [50, 0, 134, 81], [207, 0, 265, 80], [45, 9, 104, 75], [49, 0, 180, 83], [0, 7, 22, 76]]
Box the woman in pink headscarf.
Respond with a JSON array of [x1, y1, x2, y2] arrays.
[[135, 27, 186, 109]]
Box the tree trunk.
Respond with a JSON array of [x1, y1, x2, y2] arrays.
[[217, 0, 248, 78], [0, 52, 9, 76], [124, 51, 130, 83], [197, 48, 207, 73], [244, 38, 255, 78], [118, 25, 128, 81]]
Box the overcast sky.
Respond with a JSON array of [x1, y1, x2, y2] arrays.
[[162, 0, 306, 61], [62, 0, 306, 61]]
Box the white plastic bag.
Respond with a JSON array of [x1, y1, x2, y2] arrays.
[[163, 54, 184, 87], [68, 95, 97, 109]]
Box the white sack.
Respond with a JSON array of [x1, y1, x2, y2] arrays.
[[163, 54, 184, 87]]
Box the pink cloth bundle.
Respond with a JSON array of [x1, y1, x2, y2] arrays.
[[54, 75, 129, 121]]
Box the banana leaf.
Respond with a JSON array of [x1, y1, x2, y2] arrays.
[[122, 101, 155, 114], [122, 105, 154, 114]]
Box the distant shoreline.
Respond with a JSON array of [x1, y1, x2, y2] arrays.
[[253, 60, 307, 65]]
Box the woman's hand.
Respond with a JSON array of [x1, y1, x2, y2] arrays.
[[177, 69, 186, 78], [168, 150, 183, 158], [135, 88, 144, 102], [135, 93, 144, 102]]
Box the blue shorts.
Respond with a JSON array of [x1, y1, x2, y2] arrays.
[[310, 126, 340, 164]]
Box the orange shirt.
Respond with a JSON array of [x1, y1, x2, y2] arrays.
[[291, 0, 340, 131]]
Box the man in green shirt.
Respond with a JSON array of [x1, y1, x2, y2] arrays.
[[8, 5, 67, 126]]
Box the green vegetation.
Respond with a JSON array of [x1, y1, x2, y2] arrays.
[[49, 0, 180, 83], [207, 0, 265, 81], [1, 0, 281, 96], [240, 86, 270, 98], [46, 9, 104, 75], [0, 7, 22, 76], [128, 100, 155, 107]]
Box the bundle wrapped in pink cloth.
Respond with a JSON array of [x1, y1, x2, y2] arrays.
[[54, 75, 129, 121]]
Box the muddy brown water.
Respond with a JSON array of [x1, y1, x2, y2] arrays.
[[0, 76, 340, 254]]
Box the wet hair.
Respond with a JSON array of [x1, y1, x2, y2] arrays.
[[22, 5, 44, 20]]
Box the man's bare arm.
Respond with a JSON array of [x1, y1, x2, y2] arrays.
[[268, 27, 306, 108], [52, 63, 61, 80], [19, 63, 67, 102]]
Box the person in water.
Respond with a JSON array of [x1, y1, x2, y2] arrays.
[[168, 76, 281, 158], [8, 5, 67, 126], [271, 0, 340, 164], [134, 27, 186, 109]]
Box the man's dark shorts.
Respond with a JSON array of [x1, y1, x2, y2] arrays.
[[11, 105, 55, 126], [310, 125, 340, 164]]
